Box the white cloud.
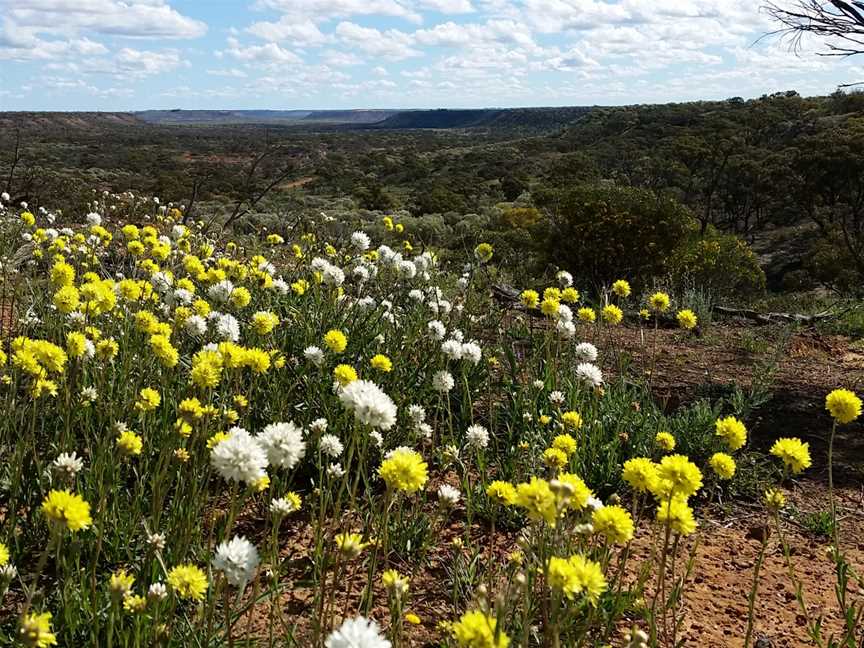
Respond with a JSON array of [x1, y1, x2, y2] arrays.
[[3, 0, 860, 110], [2, 0, 207, 39], [0, 34, 108, 61], [253, 0, 422, 23], [33, 74, 135, 98], [322, 49, 364, 66], [414, 19, 535, 47], [207, 68, 247, 78], [222, 37, 303, 66], [246, 17, 330, 46], [115, 47, 183, 76], [522, 0, 633, 32], [335, 22, 420, 60], [417, 0, 476, 13]]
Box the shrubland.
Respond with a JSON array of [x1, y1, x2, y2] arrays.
[[0, 191, 860, 647]]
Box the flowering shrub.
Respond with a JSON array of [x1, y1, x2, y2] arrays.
[[0, 192, 855, 647]]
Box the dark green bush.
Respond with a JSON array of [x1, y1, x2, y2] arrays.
[[538, 183, 694, 286], [668, 227, 766, 298]]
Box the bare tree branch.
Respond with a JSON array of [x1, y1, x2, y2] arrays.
[[765, 0, 864, 56], [5, 122, 22, 195]]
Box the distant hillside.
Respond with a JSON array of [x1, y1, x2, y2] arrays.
[[0, 112, 143, 135], [300, 110, 399, 124], [135, 109, 398, 126], [0, 107, 595, 132], [369, 106, 593, 131], [131, 107, 593, 130]]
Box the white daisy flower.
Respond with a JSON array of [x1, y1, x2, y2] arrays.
[[466, 424, 490, 449], [212, 535, 259, 589], [210, 428, 268, 485], [319, 434, 344, 458], [339, 380, 397, 430], [325, 616, 391, 648], [256, 422, 306, 470], [437, 484, 461, 507], [432, 370, 455, 393]]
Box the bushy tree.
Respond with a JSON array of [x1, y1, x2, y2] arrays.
[[539, 183, 694, 286], [669, 228, 766, 298]]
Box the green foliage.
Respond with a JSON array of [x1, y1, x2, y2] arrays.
[[797, 508, 837, 539], [353, 181, 397, 211], [804, 228, 862, 293], [668, 228, 766, 299], [410, 185, 467, 215], [9, 93, 864, 295], [501, 206, 542, 228], [539, 183, 694, 286]]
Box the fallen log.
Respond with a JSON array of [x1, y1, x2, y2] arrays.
[[712, 305, 834, 325], [492, 284, 838, 327]]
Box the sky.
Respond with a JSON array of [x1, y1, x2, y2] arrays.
[[0, 0, 863, 111]]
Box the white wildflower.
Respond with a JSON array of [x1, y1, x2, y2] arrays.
[[173, 288, 194, 305], [576, 362, 604, 388], [556, 270, 573, 287], [460, 341, 482, 364], [270, 497, 300, 516], [574, 342, 598, 363], [432, 370, 455, 393], [147, 533, 167, 551], [587, 495, 604, 511], [441, 339, 463, 360], [208, 280, 234, 304], [212, 535, 259, 588], [256, 422, 306, 470], [304, 346, 325, 367], [396, 260, 417, 279], [325, 616, 391, 648], [210, 427, 268, 485], [427, 320, 446, 340], [53, 452, 84, 478], [407, 404, 426, 425], [437, 484, 461, 507], [351, 231, 371, 251], [466, 424, 490, 449], [319, 434, 344, 458], [183, 314, 207, 337], [556, 320, 576, 339], [272, 278, 289, 294], [148, 582, 168, 601], [322, 264, 345, 287], [339, 380, 397, 430], [213, 313, 240, 342]]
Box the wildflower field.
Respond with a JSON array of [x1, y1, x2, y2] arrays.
[[0, 191, 861, 648]]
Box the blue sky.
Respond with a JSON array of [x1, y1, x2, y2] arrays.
[[0, 0, 862, 111]]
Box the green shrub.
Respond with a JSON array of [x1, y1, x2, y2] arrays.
[[804, 228, 863, 293], [538, 183, 694, 286], [668, 228, 766, 299], [501, 206, 543, 228]]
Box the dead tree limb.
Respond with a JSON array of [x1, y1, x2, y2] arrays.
[[764, 0, 864, 57], [712, 305, 834, 324], [219, 147, 297, 232], [5, 123, 22, 196]]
